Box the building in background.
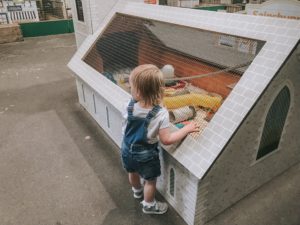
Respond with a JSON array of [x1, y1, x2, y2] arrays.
[[0, 0, 74, 43], [0, 0, 39, 24], [0, 0, 72, 24], [245, 0, 300, 20]]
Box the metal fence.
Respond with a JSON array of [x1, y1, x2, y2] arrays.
[[0, 0, 72, 24]]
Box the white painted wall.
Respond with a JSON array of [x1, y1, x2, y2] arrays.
[[71, 0, 144, 48]]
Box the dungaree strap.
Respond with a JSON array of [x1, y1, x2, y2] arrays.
[[127, 99, 161, 124], [145, 105, 161, 126], [127, 99, 136, 117]]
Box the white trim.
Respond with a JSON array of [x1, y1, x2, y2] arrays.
[[168, 167, 176, 198], [76, 20, 86, 25]]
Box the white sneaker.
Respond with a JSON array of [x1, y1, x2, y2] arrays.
[[142, 201, 168, 214], [132, 187, 143, 199]]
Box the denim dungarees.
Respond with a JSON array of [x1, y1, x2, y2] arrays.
[[121, 99, 162, 180]]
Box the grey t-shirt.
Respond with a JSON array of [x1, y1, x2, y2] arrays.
[[122, 101, 170, 144]]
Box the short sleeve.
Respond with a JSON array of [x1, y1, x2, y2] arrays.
[[121, 99, 130, 136], [159, 107, 170, 129]]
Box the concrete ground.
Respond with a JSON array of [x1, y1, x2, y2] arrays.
[[0, 34, 299, 225]]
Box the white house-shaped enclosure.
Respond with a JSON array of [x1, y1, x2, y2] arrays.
[[68, 2, 300, 225]]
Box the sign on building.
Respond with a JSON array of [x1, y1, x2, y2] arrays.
[[246, 0, 300, 20]]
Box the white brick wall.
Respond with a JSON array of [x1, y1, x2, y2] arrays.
[[157, 150, 199, 225]]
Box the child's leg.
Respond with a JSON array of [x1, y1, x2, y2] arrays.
[[143, 179, 156, 203], [129, 172, 143, 199], [142, 178, 168, 214], [129, 172, 142, 189]]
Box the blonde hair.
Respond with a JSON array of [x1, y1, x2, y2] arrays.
[[130, 64, 164, 106]]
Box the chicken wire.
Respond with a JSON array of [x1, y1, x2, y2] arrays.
[[83, 14, 265, 138]]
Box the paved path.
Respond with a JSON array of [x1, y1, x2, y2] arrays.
[[0, 34, 186, 225], [0, 34, 299, 225]]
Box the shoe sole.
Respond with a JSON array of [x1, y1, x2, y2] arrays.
[[133, 195, 143, 199], [142, 208, 168, 215]]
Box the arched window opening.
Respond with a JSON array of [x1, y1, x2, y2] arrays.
[[169, 168, 175, 197], [256, 86, 290, 160]]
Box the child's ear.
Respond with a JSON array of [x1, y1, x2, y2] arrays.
[[136, 91, 141, 99]]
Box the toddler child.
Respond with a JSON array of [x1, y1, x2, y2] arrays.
[[121, 64, 199, 214]]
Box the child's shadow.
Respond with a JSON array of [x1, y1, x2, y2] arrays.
[[101, 207, 139, 225], [101, 199, 185, 225]]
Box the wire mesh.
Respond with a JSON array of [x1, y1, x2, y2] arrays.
[[83, 14, 265, 138]]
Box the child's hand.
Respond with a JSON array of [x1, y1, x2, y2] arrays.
[[184, 121, 200, 133], [159, 121, 200, 145]]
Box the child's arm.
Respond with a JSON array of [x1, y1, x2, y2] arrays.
[[159, 122, 199, 145]]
